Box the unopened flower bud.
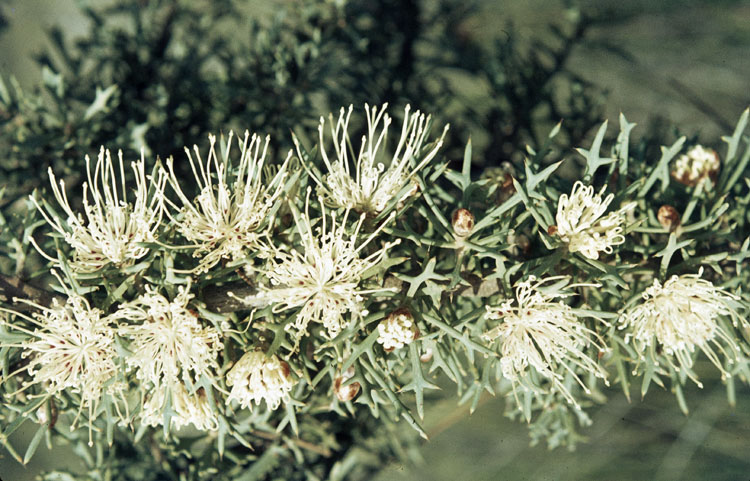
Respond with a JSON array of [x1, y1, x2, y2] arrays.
[[506, 231, 531, 256], [397, 180, 421, 211], [452, 208, 475, 237], [481, 164, 516, 203], [377, 307, 419, 352], [334, 367, 361, 402], [657, 205, 680, 232], [516, 233, 531, 255], [671, 145, 720, 186], [36, 406, 48, 425], [419, 346, 433, 363]]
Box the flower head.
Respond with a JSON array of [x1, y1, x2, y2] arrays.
[[0, 277, 120, 445], [305, 104, 448, 215], [166, 131, 291, 273], [116, 283, 222, 386], [483, 276, 607, 407], [33, 147, 166, 272], [225, 351, 294, 411], [555, 181, 635, 259], [141, 382, 218, 432], [254, 193, 399, 343], [1, 294, 117, 404], [377, 307, 418, 351], [619, 269, 746, 385], [672, 145, 720, 186]]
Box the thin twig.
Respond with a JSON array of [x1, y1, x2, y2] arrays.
[[251, 430, 332, 457]]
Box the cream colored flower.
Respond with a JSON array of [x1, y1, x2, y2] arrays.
[[555, 181, 635, 259], [0, 278, 120, 445], [672, 145, 719, 186], [619, 269, 746, 385], [254, 194, 399, 343], [33, 147, 166, 272], [483, 276, 607, 407], [225, 351, 294, 411], [116, 283, 222, 386], [377, 307, 418, 351], [1, 294, 117, 404], [141, 382, 218, 431], [166, 131, 291, 273], [304, 104, 448, 215]]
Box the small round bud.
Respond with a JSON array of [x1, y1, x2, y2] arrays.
[[452, 208, 475, 237], [419, 346, 434, 363], [516, 233, 531, 255], [334, 367, 361, 402], [481, 163, 516, 203], [36, 406, 48, 425], [657, 205, 680, 232]]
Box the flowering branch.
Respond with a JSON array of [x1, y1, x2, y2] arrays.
[[1, 102, 749, 477]]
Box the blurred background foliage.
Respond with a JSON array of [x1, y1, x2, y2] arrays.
[[1, 0, 749, 480]]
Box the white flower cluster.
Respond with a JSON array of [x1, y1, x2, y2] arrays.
[[1, 269, 305, 435], [483, 276, 607, 407], [140, 382, 218, 432], [15, 108, 429, 431], [672, 145, 720, 186], [34, 147, 166, 272], [165, 131, 291, 273], [256, 193, 399, 344], [116, 283, 223, 430], [619, 269, 745, 385], [555, 181, 635, 260], [308, 103, 448, 215], [4, 294, 118, 408], [6, 103, 750, 456], [226, 351, 294, 411], [0, 277, 121, 445], [116, 284, 222, 385], [35, 106, 438, 285], [377, 308, 418, 351]]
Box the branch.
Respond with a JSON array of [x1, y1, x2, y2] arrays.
[[201, 275, 502, 314], [251, 430, 332, 458], [202, 283, 259, 313], [0, 274, 503, 315], [0, 273, 65, 312]]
